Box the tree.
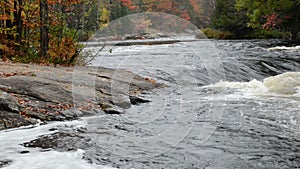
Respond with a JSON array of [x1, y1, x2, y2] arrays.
[[188, 0, 215, 27], [0, 0, 90, 64], [40, 0, 49, 57], [236, 0, 300, 39], [0, 0, 23, 58], [211, 0, 249, 37], [14, 0, 23, 46]]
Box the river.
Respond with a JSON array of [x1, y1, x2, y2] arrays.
[[1, 39, 300, 169]]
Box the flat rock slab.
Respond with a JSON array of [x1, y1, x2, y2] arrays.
[[0, 62, 161, 130]]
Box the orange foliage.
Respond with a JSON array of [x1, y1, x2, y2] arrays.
[[48, 37, 77, 64], [0, 0, 83, 64]]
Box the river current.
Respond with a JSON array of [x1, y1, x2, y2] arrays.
[[1, 40, 300, 169]]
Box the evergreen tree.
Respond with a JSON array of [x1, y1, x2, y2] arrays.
[[211, 0, 249, 37]]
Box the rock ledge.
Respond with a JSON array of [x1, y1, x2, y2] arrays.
[[0, 62, 160, 130]]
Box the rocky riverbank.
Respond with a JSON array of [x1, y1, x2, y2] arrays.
[[0, 61, 160, 130]]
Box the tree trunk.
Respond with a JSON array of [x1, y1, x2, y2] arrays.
[[291, 5, 300, 40], [13, 0, 23, 47], [40, 0, 49, 58], [5, 5, 13, 40]]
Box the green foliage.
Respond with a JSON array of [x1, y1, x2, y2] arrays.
[[211, 0, 249, 37], [201, 28, 233, 39], [236, 0, 300, 39], [110, 1, 128, 21], [243, 29, 287, 39], [10, 49, 40, 63]]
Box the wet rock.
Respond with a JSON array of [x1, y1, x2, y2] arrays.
[[0, 159, 12, 168], [23, 132, 91, 151], [103, 105, 124, 114], [19, 150, 30, 154], [129, 95, 150, 105], [114, 125, 130, 131], [49, 128, 58, 131]]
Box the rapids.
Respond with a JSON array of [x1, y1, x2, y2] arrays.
[[1, 39, 300, 169]]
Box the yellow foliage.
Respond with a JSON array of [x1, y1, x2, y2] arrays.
[[99, 8, 110, 28]]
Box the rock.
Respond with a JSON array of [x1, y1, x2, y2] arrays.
[[23, 132, 91, 151], [0, 159, 12, 168], [0, 77, 73, 103], [110, 94, 131, 109], [0, 62, 162, 130], [129, 95, 150, 105], [60, 108, 82, 119], [103, 105, 124, 114], [25, 110, 65, 121], [124, 33, 169, 40], [0, 111, 33, 130], [19, 150, 30, 154], [0, 91, 20, 113]]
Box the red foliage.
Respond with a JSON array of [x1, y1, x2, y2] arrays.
[[120, 0, 132, 8], [120, 0, 138, 11], [263, 13, 281, 29], [181, 11, 191, 21], [120, 0, 132, 7]]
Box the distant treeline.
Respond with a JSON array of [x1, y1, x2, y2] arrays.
[[0, 0, 213, 64], [0, 0, 299, 64], [207, 0, 300, 40]]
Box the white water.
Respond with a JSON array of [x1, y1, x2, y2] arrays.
[[268, 45, 300, 51], [264, 72, 300, 95], [0, 119, 115, 169], [206, 72, 300, 98]]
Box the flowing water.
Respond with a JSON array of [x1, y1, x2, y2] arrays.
[[1, 40, 300, 169]]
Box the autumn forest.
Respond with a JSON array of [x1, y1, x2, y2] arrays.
[[0, 0, 299, 65]]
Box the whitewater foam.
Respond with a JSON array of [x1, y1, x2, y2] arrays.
[[268, 46, 300, 51], [207, 72, 300, 97], [263, 72, 300, 95], [0, 119, 116, 169]]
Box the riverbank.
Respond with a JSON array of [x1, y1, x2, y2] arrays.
[[201, 28, 300, 41], [0, 61, 160, 130]]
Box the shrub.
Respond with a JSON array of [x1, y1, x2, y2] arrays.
[[201, 28, 233, 39]]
